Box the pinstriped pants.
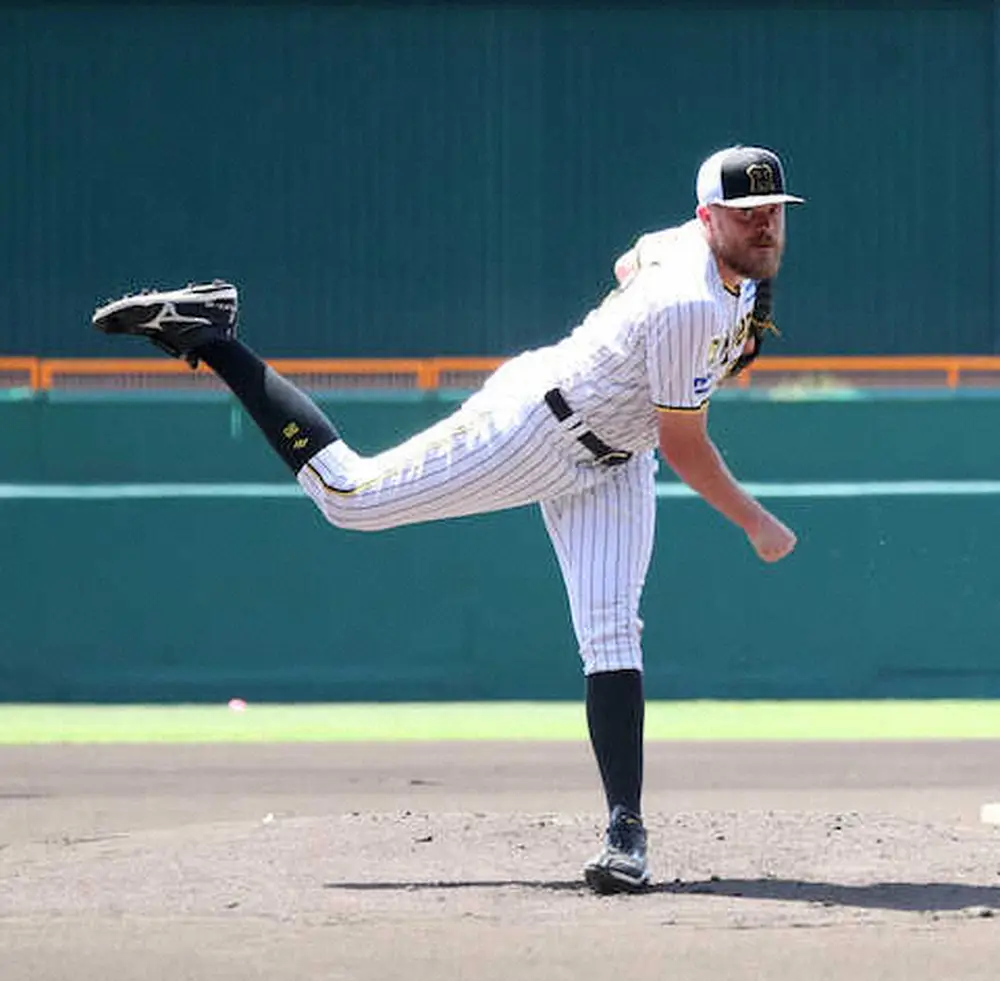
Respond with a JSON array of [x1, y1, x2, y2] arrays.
[[297, 392, 658, 674]]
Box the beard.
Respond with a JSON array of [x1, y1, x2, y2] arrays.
[[715, 236, 784, 280]]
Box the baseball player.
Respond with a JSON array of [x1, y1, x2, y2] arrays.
[[92, 145, 803, 894]]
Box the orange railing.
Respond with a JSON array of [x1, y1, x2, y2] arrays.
[[5, 355, 1000, 392], [0, 357, 41, 390], [732, 355, 1000, 390], [8, 356, 508, 393]]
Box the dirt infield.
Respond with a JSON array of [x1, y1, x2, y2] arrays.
[[2, 740, 1000, 980]]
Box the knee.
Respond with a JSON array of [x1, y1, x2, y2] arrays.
[[582, 646, 643, 675], [578, 618, 644, 674], [312, 495, 405, 533], [315, 499, 382, 532]]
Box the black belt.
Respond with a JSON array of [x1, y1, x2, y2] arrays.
[[544, 388, 632, 467]]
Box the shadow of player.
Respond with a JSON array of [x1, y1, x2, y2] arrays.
[[657, 877, 1000, 911], [326, 877, 1000, 911]]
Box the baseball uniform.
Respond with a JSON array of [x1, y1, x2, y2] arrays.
[[92, 144, 804, 896]]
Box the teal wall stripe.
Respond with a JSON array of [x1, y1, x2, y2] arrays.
[[4, 480, 1000, 501]]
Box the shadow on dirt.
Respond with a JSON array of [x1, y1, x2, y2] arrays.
[[326, 880, 586, 893], [326, 878, 1000, 911], [657, 878, 1000, 911]]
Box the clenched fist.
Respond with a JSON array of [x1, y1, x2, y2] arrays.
[[747, 511, 797, 563]]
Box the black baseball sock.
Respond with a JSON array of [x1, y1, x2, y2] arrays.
[[586, 669, 644, 818], [196, 339, 340, 474]]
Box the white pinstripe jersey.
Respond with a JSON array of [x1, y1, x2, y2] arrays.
[[478, 219, 758, 454]]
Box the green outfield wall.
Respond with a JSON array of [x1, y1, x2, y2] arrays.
[[2, 393, 999, 703], [1, 1, 998, 358]]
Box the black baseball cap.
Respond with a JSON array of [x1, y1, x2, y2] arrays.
[[697, 146, 805, 208]]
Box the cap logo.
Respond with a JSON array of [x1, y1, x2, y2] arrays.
[[745, 162, 776, 195]]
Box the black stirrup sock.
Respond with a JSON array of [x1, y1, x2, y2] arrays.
[[586, 669, 645, 818], [197, 338, 340, 474]]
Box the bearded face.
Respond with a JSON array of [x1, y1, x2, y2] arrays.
[[702, 203, 786, 280]]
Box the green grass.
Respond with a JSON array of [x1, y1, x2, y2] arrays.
[[2, 700, 1000, 744]]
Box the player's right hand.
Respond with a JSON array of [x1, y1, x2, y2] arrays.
[[747, 512, 797, 563]]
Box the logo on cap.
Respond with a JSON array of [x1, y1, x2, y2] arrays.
[[745, 163, 776, 196]]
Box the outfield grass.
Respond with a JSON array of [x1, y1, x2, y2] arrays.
[[2, 700, 1000, 744]]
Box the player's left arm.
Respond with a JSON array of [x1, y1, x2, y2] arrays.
[[647, 298, 794, 562], [657, 407, 796, 563]]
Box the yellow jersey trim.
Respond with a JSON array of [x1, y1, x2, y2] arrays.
[[655, 402, 709, 414], [303, 462, 359, 497]]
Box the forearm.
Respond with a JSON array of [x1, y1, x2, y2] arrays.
[[662, 439, 767, 533]]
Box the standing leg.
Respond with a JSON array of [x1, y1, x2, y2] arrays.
[[540, 451, 657, 892]]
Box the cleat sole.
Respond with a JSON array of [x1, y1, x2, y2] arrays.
[[584, 864, 650, 895]]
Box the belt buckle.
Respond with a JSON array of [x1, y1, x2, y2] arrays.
[[595, 450, 632, 467]]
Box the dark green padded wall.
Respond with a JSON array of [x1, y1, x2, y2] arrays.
[[0, 1, 996, 358]]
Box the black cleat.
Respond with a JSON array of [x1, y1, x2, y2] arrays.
[[583, 805, 650, 894], [92, 280, 238, 367]]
